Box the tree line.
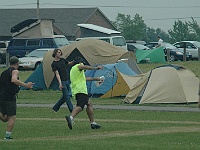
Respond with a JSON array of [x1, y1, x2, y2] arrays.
[[113, 13, 200, 44]]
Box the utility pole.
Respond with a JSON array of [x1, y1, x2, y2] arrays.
[[37, 0, 40, 19]]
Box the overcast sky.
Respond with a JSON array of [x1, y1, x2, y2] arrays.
[[1, 0, 200, 32]]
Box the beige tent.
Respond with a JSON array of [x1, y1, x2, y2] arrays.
[[43, 39, 140, 88], [124, 64, 200, 104], [100, 70, 138, 98]]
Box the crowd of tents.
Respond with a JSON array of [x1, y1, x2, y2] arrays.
[[22, 39, 200, 104]]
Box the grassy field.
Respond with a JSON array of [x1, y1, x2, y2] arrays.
[[0, 108, 200, 149], [138, 61, 200, 78], [0, 61, 200, 149]]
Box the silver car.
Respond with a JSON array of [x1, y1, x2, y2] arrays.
[[173, 41, 200, 59], [18, 48, 54, 70]]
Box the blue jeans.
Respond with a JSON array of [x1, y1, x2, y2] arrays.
[[52, 81, 73, 112]]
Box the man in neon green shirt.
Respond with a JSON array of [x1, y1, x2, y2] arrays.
[[66, 56, 103, 130]]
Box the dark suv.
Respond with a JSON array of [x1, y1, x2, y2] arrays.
[[7, 35, 70, 58]]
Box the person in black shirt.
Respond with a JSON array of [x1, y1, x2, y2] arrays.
[[0, 56, 34, 140], [51, 48, 74, 113]]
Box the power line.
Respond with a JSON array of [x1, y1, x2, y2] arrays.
[[0, 3, 36, 7], [42, 3, 200, 9], [1, 2, 200, 9], [0, 15, 199, 25], [146, 16, 200, 21], [0, 2, 199, 22]]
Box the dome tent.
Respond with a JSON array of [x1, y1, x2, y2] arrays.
[[124, 64, 200, 104]]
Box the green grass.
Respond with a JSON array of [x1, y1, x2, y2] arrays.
[[0, 108, 200, 150], [138, 61, 200, 78]]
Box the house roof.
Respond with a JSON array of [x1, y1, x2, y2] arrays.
[[77, 24, 120, 35], [0, 8, 115, 37]]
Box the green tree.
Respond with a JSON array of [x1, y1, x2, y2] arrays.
[[168, 20, 190, 43], [132, 14, 147, 41], [114, 13, 147, 41], [114, 13, 134, 40], [114, 13, 170, 43], [188, 17, 200, 41], [146, 27, 157, 42], [145, 27, 170, 43]]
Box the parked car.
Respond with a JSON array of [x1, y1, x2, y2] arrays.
[[18, 48, 54, 70], [127, 43, 150, 52], [69, 41, 76, 44], [126, 40, 146, 45], [145, 42, 158, 49], [76, 36, 127, 50], [0, 41, 9, 64], [173, 41, 200, 59], [7, 35, 70, 58], [145, 42, 192, 61]]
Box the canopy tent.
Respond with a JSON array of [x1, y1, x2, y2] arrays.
[[136, 47, 166, 63]]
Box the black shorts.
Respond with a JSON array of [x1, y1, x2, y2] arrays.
[[0, 101, 17, 116], [75, 93, 89, 109]]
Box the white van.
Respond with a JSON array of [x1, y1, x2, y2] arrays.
[[76, 36, 127, 50]]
